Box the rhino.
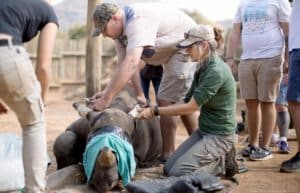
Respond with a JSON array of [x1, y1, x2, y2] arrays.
[[53, 87, 162, 193]]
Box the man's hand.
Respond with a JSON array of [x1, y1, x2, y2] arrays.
[[136, 94, 149, 107], [0, 100, 8, 115], [91, 92, 113, 112], [136, 107, 154, 119]]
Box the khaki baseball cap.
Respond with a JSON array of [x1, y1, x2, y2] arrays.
[[177, 24, 215, 48], [92, 3, 118, 37]]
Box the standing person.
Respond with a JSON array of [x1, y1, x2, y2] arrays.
[[275, 73, 290, 154], [137, 24, 237, 177], [226, 0, 290, 161], [90, 2, 198, 161], [0, 0, 58, 192], [280, 0, 300, 172]]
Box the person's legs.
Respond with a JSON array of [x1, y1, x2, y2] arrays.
[[158, 99, 178, 161], [281, 49, 300, 172], [0, 46, 47, 193], [260, 101, 276, 148], [238, 59, 261, 156], [249, 55, 282, 161], [140, 72, 151, 101], [276, 104, 290, 153], [158, 51, 196, 160], [245, 99, 261, 147], [164, 130, 233, 177]]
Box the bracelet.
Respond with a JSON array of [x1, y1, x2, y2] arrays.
[[153, 105, 159, 116]]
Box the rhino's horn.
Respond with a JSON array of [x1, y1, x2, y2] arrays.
[[98, 147, 117, 167]]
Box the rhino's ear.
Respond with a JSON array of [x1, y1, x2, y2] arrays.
[[97, 147, 117, 168], [73, 102, 92, 118]]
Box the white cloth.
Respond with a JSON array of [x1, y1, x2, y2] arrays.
[[289, 0, 300, 51], [233, 0, 290, 59]]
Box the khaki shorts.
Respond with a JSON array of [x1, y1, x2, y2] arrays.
[[238, 55, 282, 102], [0, 46, 44, 127], [158, 51, 196, 103]]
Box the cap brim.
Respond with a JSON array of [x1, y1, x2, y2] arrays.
[[177, 37, 200, 48], [92, 28, 102, 37]]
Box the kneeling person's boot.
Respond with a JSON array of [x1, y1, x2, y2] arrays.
[[225, 146, 238, 178]]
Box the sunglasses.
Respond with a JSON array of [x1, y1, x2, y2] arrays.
[[184, 32, 204, 40]]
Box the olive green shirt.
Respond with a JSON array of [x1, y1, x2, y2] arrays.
[[184, 55, 236, 135]]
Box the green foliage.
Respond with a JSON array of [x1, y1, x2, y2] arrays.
[[68, 25, 86, 40]]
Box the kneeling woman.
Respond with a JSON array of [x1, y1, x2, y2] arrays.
[[137, 24, 237, 177]]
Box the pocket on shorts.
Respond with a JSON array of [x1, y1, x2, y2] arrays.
[[19, 93, 44, 126], [1, 57, 36, 100]]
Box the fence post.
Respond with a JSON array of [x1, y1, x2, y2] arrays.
[[85, 0, 102, 98]]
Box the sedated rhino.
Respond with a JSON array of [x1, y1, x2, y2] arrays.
[[53, 87, 162, 193]]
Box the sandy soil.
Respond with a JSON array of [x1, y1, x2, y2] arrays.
[[1, 92, 300, 193]]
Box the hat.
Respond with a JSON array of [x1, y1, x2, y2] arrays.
[[92, 3, 118, 37], [177, 24, 215, 48]]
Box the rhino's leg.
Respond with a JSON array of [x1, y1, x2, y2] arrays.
[[53, 130, 80, 169]]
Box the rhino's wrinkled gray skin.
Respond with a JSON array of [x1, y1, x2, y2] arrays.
[[53, 87, 162, 192]]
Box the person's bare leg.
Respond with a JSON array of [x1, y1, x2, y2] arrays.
[[261, 102, 276, 148], [246, 99, 261, 147], [159, 99, 178, 160], [180, 112, 198, 135], [289, 102, 300, 150]]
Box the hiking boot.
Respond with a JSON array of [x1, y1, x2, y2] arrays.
[[280, 152, 300, 173], [277, 140, 290, 154], [239, 144, 257, 157], [225, 146, 238, 177], [249, 147, 273, 161]]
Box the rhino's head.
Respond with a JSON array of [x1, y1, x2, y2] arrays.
[[87, 108, 135, 135], [91, 146, 119, 193]]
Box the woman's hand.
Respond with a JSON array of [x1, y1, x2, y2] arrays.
[[136, 107, 154, 119]]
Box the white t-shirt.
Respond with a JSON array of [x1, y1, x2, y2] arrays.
[[233, 0, 290, 59], [289, 0, 300, 51], [115, 2, 197, 65]]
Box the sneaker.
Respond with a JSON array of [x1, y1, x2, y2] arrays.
[[249, 147, 273, 161], [239, 144, 257, 157], [277, 140, 290, 154], [280, 152, 300, 172], [225, 146, 238, 177]]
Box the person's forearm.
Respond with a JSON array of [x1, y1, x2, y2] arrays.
[[226, 24, 241, 60], [155, 98, 199, 116], [36, 66, 51, 102], [131, 63, 145, 97], [104, 48, 143, 101]]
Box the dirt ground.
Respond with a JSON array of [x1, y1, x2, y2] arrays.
[[1, 91, 300, 193]]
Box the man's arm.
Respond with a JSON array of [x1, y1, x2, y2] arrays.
[[93, 47, 144, 111], [36, 22, 58, 103], [130, 60, 147, 105], [226, 23, 242, 74], [280, 22, 289, 73]]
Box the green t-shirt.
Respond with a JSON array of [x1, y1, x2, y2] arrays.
[[184, 55, 236, 135]]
